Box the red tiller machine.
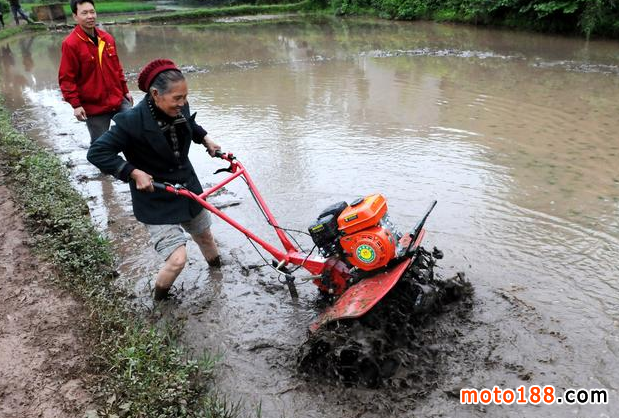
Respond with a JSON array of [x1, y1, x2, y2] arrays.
[[153, 151, 436, 332]]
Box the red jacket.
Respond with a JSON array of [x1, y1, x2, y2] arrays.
[[58, 25, 129, 116]]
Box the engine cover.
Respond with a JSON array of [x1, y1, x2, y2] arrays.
[[339, 225, 397, 271], [337, 194, 387, 236]]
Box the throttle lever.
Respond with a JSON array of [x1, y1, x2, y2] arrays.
[[212, 150, 236, 174], [213, 166, 233, 175]]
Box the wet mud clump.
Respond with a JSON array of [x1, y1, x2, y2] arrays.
[[298, 247, 473, 390]]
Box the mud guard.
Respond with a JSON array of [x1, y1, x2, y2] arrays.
[[309, 258, 412, 333]]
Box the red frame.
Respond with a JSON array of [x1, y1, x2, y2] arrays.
[[159, 153, 325, 275], [156, 153, 434, 329]]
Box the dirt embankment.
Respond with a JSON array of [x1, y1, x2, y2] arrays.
[[0, 171, 94, 417]]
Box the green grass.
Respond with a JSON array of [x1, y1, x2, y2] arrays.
[[0, 24, 46, 41], [0, 95, 240, 417], [0, 26, 28, 40], [27, 1, 155, 16], [432, 8, 458, 22], [143, 1, 311, 23]]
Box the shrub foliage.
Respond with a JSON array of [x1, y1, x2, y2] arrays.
[[323, 0, 619, 37]]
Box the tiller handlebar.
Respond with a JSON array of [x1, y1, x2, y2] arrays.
[[153, 151, 326, 277]]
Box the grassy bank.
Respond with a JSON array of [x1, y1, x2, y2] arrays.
[[128, 0, 619, 38], [0, 24, 46, 41], [0, 105, 238, 416], [142, 0, 313, 23], [26, 1, 156, 15]]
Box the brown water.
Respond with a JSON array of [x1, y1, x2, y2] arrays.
[[1, 17, 618, 417]]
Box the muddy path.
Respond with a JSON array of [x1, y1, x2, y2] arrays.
[[0, 170, 94, 418]]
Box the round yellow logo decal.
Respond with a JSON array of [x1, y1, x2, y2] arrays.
[[356, 244, 376, 264]]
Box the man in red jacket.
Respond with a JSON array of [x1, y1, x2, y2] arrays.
[[58, 0, 133, 143]]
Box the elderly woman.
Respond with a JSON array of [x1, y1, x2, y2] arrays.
[[88, 59, 221, 301]]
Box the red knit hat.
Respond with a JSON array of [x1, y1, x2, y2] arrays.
[[137, 59, 180, 92]]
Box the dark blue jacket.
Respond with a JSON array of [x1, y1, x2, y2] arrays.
[[87, 97, 208, 224]]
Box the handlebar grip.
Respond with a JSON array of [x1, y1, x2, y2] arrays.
[[213, 150, 236, 161], [151, 181, 167, 190]]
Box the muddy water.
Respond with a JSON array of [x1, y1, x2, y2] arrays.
[[2, 18, 618, 417]]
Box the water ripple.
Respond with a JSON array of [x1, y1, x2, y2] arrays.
[[361, 48, 523, 60], [532, 59, 619, 75]]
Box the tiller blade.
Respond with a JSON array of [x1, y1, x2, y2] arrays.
[[309, 258, 411, 333]]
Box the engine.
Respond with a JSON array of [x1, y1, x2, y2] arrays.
[[308, 194, 404, 293]]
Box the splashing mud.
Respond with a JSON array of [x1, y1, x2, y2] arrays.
[[298, 247, 473, 390]]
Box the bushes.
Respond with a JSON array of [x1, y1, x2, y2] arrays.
[[376, 0, 434, 19], [324, 0, 619, 38]]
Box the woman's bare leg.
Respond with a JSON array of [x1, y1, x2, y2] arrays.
[[191, 227, 220, 266], [154, 245, 187, 299]]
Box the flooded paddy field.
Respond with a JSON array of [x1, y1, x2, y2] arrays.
[[1, 17, 618, 417]]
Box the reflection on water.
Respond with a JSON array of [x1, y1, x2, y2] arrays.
[[1, 17, 618, 417]]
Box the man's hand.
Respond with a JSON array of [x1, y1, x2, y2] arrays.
[[130, 169, 154, 192], [125, 92, 134, 106], [203, 136, 221, 157], [73, 106, 87, 121]]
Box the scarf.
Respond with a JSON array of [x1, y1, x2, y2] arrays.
[[147, 95, 188, 160]]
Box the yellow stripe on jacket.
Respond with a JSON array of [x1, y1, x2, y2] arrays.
[[98, 39, 105, 68]]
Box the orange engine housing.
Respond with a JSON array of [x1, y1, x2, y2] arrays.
[[337, 194, 398, 271]]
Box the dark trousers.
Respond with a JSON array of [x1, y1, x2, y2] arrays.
[[11, 5, 31, 25], [86, 98, 132, 143]]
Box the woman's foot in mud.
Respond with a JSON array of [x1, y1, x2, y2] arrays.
[[153, 285, 172, 301], [207, 256, 222, 268]]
